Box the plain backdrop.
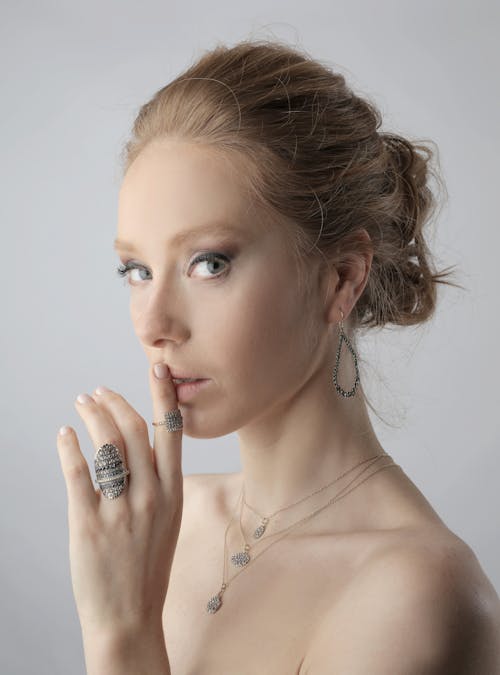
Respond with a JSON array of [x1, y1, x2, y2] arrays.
[[1, 1, 498, 673]]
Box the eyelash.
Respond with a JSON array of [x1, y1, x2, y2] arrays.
[[115, 251, 232, 284]]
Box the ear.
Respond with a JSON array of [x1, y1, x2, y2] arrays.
[[323, 228, 373, 324]]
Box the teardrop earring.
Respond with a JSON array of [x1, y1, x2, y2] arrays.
[[332, 309, 360, 398]]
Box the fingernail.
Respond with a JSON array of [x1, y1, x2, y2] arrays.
[[95, 385, 111, 395], [76, 393, 92, 404], [154, 363, 169, 379], [59, 425, 71, 436]]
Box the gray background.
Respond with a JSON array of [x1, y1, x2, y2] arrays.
[[1, 1, 498, 673]]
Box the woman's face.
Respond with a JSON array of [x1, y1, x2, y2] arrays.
[[115, 139, 324, 438]]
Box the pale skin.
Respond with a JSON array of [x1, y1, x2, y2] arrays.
[[58, 138, 500, 674]]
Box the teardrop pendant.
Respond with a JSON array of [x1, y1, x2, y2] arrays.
[[206, 593, 223, 613], [253, 517, 269, 539], [253, 524, 266, 538], [207, 583, 228, 614], [332, 320, 360, 398]]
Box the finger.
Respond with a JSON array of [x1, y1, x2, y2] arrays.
[[90, 387, 158, 493], [149, 362, 183, 493], [57, 425, 99, 519], [75, 392, 156, 501]]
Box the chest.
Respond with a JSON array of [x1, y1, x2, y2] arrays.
[[162, 524, 381, 674]]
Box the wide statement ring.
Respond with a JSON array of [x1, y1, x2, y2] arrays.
[[152, 408, 183, 432], [94, 442, 130, 499]]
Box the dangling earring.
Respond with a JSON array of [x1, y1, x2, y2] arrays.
[[332, 309, 360, 398]]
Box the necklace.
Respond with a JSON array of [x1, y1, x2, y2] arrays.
[[206, 453, 399, 613], [230, 451, 387, 567]]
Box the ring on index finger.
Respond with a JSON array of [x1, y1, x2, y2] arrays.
[[152, 408, 183, 432]]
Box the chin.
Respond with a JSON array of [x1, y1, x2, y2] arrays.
[[178, 406, 244, 440]]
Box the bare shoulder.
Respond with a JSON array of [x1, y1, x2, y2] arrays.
[[182, 471, 207, 495], [182, 471, 229, 498], [181, 472, 210, 509], [181, 472, 233, 524], [302, 530, 500, 674]]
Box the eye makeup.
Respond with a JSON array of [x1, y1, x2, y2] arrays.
[[115, 250, 233, 284]]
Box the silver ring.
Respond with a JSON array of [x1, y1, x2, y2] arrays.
[[152, 408, 183, 432], [94, 442, 130, 499]]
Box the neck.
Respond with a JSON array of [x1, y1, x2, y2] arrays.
[[236, 364, 385, 521]]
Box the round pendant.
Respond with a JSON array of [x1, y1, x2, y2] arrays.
[[206, 593, 222, 614], [231, 550, 250, 567]]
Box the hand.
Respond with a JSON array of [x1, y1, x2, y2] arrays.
[[56, 362, 183, 637]]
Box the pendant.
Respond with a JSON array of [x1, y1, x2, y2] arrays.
[[206, 593, 223, 614], [253, 517, 269, 539], [231, 542, 250, 567], [253, 524, 266, 538], [231, 550, 250, 566], [206, 583, 227, 614]]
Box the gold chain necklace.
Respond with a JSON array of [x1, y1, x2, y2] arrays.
[[206, 453, 399, 613], [230, 452, 388, 567]]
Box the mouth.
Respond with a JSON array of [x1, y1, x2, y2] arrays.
[[172, 377, 211, 401]]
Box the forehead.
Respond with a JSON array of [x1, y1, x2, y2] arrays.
[[117, 139, 276, 247], [119, 140, 253, 219]]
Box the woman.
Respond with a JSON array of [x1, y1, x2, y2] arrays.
[[57, 39, 500, 674]]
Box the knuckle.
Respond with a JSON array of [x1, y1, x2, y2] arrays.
[[79, 401, 100, 418], [94, 390, 122, 407], [66, 462, 89, 482], [137, 488, 159, 515], [123, 415, 148, 435], [101, 389, 120, 401], [107, 391, 129, 408], [108, 503, 133, 529]]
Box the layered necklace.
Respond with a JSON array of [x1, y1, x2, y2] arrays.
[[206, 452, 399, 613]]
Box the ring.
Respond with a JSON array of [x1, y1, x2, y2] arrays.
[[152, 408, 183, 432], [94, 442, 130, 499]]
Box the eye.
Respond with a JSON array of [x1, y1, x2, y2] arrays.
[[115, 252, 231, 286], [115, 262, 151, 285], [189, 252, 231, 278]]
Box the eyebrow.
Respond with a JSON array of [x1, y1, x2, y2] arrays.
[[113, 222, 248, 253]]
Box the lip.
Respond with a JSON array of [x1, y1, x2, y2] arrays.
[[169, 371, 204, 379], [173, 378, 211, 402]]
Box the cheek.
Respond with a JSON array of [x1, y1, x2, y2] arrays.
[[220, 271, 308, 381]]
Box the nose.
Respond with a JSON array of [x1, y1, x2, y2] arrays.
[[132, 284, 188, 349]]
